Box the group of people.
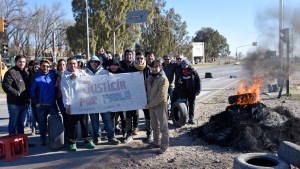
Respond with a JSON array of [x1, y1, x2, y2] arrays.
[[1, 48, 201, 154]]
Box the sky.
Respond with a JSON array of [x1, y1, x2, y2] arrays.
[[26, 0, 299, 56]]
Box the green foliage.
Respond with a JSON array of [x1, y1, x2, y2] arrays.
[[69, 0, 155, 57], [193, 27, 230, 62], [67, 0, 191, 59], [139, 2, 192, 59]]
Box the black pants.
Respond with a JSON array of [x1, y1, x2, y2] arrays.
[[111, 111, 126, 133], [171, 90, 196, 119], [67, 114, 91, 144], [143, 109, 152, 135], [125, 110, 139, 135]]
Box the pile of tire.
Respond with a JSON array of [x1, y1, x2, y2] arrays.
[[233, 141, 300, 169]]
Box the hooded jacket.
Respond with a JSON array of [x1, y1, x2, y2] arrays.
[[145, 70, 169, 108], [86, 55, 108, 76]]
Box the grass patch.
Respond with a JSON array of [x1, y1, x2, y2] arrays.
[[286, 93, 300, 100]]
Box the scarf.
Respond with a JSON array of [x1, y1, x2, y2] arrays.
[[133, 61, 146, 71]]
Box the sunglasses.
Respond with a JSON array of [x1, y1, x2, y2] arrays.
[[176, 58, 182, 60], [90, 61, 98, 63], [136, 57, 144, 60], [164, 59, 170, 60]]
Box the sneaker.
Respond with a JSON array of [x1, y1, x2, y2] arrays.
[[69, 144, 77, 151], [145, 143, 160, 149], [85, 141, 96, 149], [188, 119, 195, 125], [157, 147, 168, 154], [124, 135, 133, 143], [133, 128, 139, 135], [93, 137, 101, 145], [108, 138, 120, 145], [31, 127, 36, 136]]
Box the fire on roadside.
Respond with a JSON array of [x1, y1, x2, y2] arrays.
[[231, 77, 263, 105]]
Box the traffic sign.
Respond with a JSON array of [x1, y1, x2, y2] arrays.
[[126, 10, 148, 24]]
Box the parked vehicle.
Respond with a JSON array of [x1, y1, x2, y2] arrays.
[[1, 62, 8, 81]]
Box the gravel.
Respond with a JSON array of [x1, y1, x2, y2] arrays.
[[108, 71, 300, 169]]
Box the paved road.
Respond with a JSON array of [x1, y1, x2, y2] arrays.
[[0, 64, 243, 168]]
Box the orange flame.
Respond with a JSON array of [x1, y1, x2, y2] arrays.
[[233, 77, 263, 105]]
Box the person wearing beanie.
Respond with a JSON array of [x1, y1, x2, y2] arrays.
[[107, 58, 127, 137], [86, 55, 121, 145], [145, 59, 169, 154], [124, 51, 152, 143], [174, 59, 201, 125], [30, 59, 59, 146]]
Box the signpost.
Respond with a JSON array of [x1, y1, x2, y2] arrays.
[[192, 42, 205, 63], [113, 10, 148, 55]]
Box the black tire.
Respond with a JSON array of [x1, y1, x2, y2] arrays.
[[205, 72, 213, 78], [234, 153, 290, 169], [278, 141, 300, 168], [48, 115, 64, 150], [171, 102, 187, 127]]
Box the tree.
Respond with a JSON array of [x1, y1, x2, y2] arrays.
[[69, 0, 155, 57], [139, 1, 191, 59], [193, 27, 230, 62]]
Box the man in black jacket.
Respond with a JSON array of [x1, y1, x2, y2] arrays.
[[2, 55, 30, 134]]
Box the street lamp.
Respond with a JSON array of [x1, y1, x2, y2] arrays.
[[235, 42, 257, 58], [85, 0, 90, 60]]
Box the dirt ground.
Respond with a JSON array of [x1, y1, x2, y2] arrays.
[[106, 71, 300, 169]]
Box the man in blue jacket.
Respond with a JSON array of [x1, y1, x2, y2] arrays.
[[31, 59, 59, 146]]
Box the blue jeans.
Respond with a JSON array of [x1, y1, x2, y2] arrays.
[[7, 104, 28, 134], [37, 104, 58, 140], [90, 112, 114, 139]]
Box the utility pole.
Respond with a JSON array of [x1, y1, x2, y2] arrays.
[[85, 0, 90, 60]]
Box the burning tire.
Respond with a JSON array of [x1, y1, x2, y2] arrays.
[[48, 115, 64, 150], [171, 102, 188, 127], [228, 93, 255, 105], [234, 153, 290, 169], [278, 141, 300, 168]]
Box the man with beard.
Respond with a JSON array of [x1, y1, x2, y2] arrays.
[[31, 59, 59, 146]]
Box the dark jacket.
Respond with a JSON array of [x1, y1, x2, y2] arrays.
[[30, 70, 57, 105], [176, 67, 201, 97], [128, 62, 151, 81], [2, 66, 30, 105], [119, 60, 132, 72], [162, 62, 177, 88]]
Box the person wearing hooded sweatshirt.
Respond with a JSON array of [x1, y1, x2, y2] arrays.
[[60, 56, 95, 151], [86, 55, 120, 145], [124, 51, 152, 143], [30, 59, 59, 146], [145, 59, 169, 154]]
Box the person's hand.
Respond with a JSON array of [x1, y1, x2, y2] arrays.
[[145, 104, 151, 109], [36, 104, 40, 107], [66, 108, 71, 114], [99, 46, 105, 54], [70, 73, 77, 80]]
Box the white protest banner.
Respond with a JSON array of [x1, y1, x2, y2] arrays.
[[70, 72, 147, 114]]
